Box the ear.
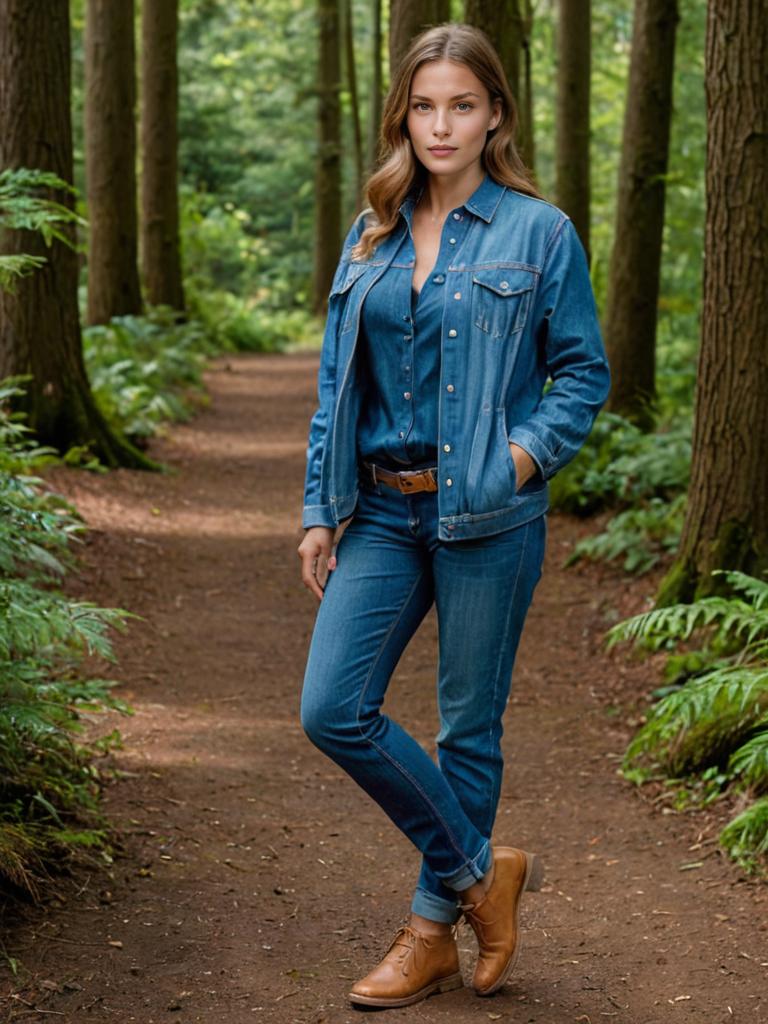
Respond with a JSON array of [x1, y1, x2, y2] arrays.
[[488, 99, 502, 131]]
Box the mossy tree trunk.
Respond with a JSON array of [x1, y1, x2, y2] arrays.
[[657, 0, 768, 606], [0, 0, 158, 468], [555, 0, 591, 260], [85, 0, 143, 326], [603, 0, 679, 430]]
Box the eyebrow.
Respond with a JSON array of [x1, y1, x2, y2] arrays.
[[410, 92, 481, 100]]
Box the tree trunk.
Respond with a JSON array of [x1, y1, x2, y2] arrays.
[[0, 0, 157, 468], [140, 0, 185, 312], [463, 1, 527, 158], [603, 0, 679, 430], [555, 0, 591, 258], [313, 0, 343, 313], [520, 0, 535, 173], [85, 0, 142, 326], [367, 0, 383, 175], [389, 0, 450, 76], [657, 0, 768, 605], [343, 0, 363, 213]]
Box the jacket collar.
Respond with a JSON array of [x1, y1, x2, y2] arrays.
[[398, 171, 506, 225]]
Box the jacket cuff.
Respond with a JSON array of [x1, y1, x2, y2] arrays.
[[507, 427, 553, 480], [302, 504, 336, 529]]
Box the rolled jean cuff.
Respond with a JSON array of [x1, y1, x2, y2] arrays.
[[410, 886, 461, 924], [442, 839, 493, 892]]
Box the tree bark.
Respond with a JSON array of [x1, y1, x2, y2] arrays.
[[0, 0, 157, 468], [343, 0, 363, 213], [657, 0, 768, 604], [603, 0, 679, 429], [85, 0, 142, 326], [463, 1, 527, 160], [555, 0, 591, 257], [389, 0, 451, 77], [367, 0, 383, 175], [313, 0, 343, 313], [140, 0, 185, 312]]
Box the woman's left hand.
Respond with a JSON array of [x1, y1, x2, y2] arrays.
[[508, 443, 538, 492]]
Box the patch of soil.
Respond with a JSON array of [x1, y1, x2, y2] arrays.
[[1, 352, 765, 1024]]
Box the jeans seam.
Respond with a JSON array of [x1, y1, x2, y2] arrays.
[[353, 568, 478, 876], [485, 519, 530, 829]]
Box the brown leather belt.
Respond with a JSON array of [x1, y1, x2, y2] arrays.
[[361, 461, 438, 493]]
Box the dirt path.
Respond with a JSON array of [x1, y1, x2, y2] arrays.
[[1, 352, 766, 1024]]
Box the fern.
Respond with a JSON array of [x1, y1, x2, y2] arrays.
[[719, 798, 768, 874], [608, 569, 768, 868]]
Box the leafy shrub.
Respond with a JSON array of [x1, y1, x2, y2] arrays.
[[83, 307, 219, 442], [606, 570, 768, 874], [0, 379, 136, 898]]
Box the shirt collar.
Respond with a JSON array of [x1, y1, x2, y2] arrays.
[[398, 171, 506, 225]]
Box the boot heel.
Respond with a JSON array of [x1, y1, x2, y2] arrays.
[[436, 973, 463, 994], [523, 851, 544, 892]]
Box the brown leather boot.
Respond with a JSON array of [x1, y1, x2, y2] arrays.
[[459, 846, 544, 996], [348, 923, 463, 1008]]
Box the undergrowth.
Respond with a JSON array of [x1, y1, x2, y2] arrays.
[[0, 379, 137, 899], [606, 569, 768, 875]]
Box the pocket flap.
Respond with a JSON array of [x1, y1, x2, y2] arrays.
[[471, 267, 536, 297]]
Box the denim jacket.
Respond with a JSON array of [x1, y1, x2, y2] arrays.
[[302, 173, 611, 542]]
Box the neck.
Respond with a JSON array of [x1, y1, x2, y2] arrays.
[[419, 165, 485, 222]]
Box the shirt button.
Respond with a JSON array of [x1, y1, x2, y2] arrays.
[[449, 237, 456, 244], [446, 478, 453, 486], [443, 443, 451, 452], [404, 391, 411, 400], [403, 334, 412, 341], [454, 291, 461, 300], [433, 274, 445, 284], [398, 431, 405, 438], [452, 212, 461, 220], [404, 364, 411, 372], [448, 328, 457, 338], [446, 384, 455, 392], [500, 281, 509, 289]]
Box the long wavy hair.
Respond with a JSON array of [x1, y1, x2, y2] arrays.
[[350, 23, 543, 262]]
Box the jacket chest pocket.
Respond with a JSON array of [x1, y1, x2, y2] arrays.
[[329, 261, 378, 334], [471, 268, 536, 340]]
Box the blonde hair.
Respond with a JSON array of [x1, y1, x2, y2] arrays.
[[351, 22, 542, 262]]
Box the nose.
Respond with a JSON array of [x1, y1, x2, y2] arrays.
[[432, 107, 450, 137]]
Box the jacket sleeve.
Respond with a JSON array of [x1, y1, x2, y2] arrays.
[[507, 216, 611, 481], [302, 212, 369, 529]]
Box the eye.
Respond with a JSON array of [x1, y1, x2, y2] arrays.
[[456, 102, 474, 112], [413, 102, 431, 111]]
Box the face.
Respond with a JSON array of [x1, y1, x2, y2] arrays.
[[406, 59, 501, 178]]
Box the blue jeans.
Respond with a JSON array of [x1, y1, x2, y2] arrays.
[[300, 476, 547, 924]]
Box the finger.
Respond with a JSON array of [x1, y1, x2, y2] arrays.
[[301, 553, 326, 601]]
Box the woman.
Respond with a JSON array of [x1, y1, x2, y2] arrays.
[[297, 22, 610, 1010]]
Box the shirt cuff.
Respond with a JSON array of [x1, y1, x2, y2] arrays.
[[302, 504, 336, 529], [507, 428, 548, 480]]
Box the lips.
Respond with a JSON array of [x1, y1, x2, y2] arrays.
[[429, 146, 456, 152]]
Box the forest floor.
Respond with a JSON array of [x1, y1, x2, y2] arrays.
[[1, 351, 766, 1024]]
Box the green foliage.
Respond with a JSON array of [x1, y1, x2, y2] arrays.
[[607, 570, 768, 873], [720, 799, 768, 872], [0, 168, 84, 291], [567, 495, 686, 574], [83, 308, 219, 442], [0, 380, 136, 898]]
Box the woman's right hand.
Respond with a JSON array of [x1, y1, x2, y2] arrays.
[[298, 526, 337, 601]]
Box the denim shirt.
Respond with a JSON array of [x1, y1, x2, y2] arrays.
[[302, 172, 611, 542], [357, 183, 469, 469]]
